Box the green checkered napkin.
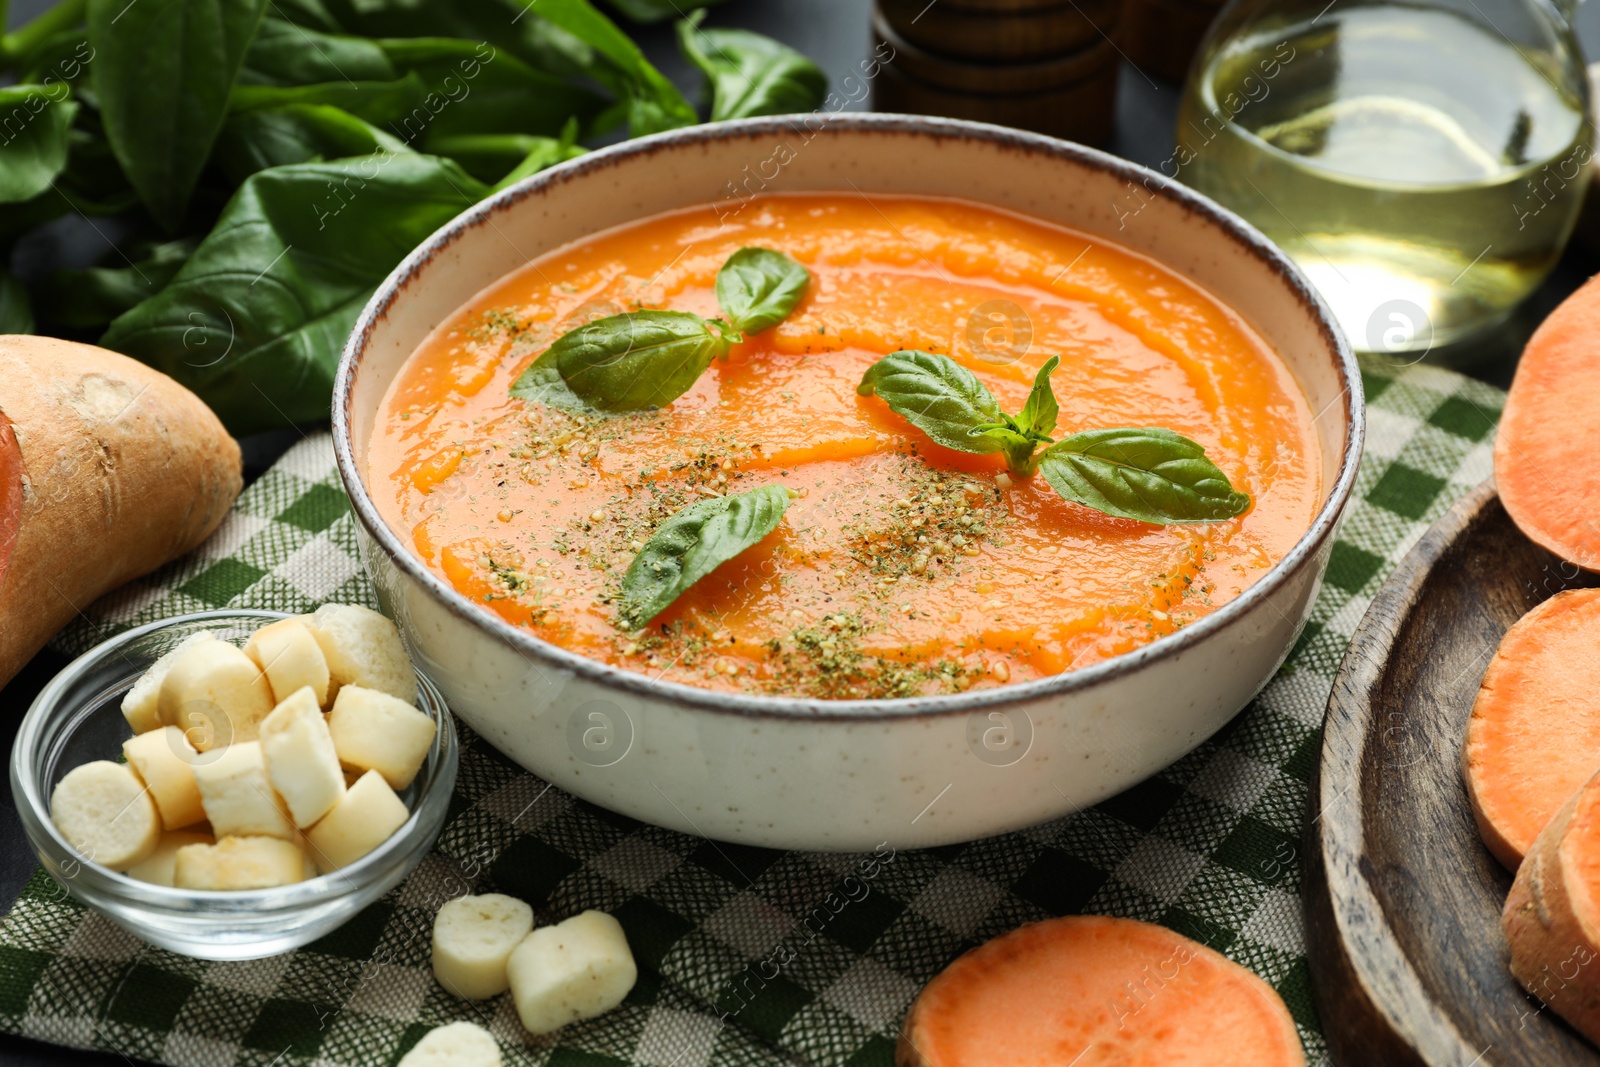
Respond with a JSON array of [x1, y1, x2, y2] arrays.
[[0, 355, 1504, 1067]]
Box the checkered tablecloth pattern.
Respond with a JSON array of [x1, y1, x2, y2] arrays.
[[0, 354, 1504, 1067]]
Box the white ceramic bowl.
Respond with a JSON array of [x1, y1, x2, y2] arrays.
[[334, 115, 1362, 851]]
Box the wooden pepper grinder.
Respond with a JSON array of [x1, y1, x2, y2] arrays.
[[1120, 0, 1225, 82], [871, 0, 1124, 147]]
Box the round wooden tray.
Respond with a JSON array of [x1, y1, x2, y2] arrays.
[[1305, 480, 1600, 1065]]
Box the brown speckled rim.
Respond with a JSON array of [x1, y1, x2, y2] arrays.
[[332, 114, 1363, 723]]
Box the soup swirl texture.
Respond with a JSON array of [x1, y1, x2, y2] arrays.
[[370, 194, 1320, 699]]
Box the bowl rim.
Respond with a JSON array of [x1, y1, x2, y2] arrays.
[[332, 113, 1364, 723], [9, 608, 458, 909]]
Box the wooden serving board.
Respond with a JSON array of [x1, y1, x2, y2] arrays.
[[1305, 480, 1600, 1066]]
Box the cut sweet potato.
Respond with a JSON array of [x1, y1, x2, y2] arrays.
[[0, 336, 241, 688], [1498, 275, 1600, 570], [1464, 588, 1600, 871], [897, 915, 1304, 1067], [1504, 767, 1600, 1043]]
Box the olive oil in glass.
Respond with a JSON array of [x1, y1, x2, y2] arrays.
[[1177, 2, 1591, 352]]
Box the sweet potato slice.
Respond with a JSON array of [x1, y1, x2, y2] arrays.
[[1504, 767, 1600, 1043], [1464, 588, 1600, 871], [897, 915, 1304, 1067], [1498, 274, 1600, 570], [0, 336, 241, 687]]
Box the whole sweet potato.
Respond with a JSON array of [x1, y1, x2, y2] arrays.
[[0, 336, 241, 687]]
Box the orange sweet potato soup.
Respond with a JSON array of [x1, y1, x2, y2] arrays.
[[369, 194, 1321, 700]]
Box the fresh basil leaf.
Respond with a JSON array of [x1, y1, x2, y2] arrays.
[[1016, 355, 1059, 440], [100, 154, 490, 434], [378, 38, 608, 142], [604, 0, 727, 22], [375, 35, 497, 66], [14, 31, 96, 99], [857, 350, 1008, 455], [967, 419, 1042, 473], [313, 0, 679, 133], [0, 274, 35, 335], [676, 12, 826, 121], [508, 347, 586, 412], [492, 139, 585, 189], [316, 0, 594, 80], [239, 18, 396, 85], [985, 426, 1034, 448], [554, 310, 733, 412], [0, 86, 78, 204], [491, 119, 585, 191], [229, 74, 429, 126], [0, 116, 140, 241], [619, 484, 790, 628], [56, 113, 141, 211], [35, 239, 196, 332], [432, 131, 584, 184], [511, 0, 696, 135], [970, 420, 1014, 435], [88, 0, 268, 231], [212, 104, 411, 184], [262, 0, 345, 32], [425, 133, 533, 181], [1038, 427, 1251, 524], [715, 247, 810, 334]]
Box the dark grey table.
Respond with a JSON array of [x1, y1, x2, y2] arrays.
[[3, 1, 1598, 1063]]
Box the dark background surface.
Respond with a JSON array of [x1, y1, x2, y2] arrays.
[[3, 0, 1600, 1062]]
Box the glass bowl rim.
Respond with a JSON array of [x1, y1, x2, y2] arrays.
[[9, 608, 459, 912]]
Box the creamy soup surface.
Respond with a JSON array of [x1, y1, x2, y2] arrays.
[[369, 194, 1322, 699]]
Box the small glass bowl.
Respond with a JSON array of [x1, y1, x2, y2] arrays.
[[9, 609, 458, 960]]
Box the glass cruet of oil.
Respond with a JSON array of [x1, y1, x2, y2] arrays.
[[1175, 0, 1593, 354]]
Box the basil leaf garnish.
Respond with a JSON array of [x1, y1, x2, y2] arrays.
[[857, 350, 1007, 455], [1038, 427, 1251, 524], [508, 347, 586, 412], [555, 309, 737, 411], [619, 483, 791, 628], [715, 247, 810, 334], [970, 422, 1038, 474], [1015, 355, 1059, 440], [515, 247, 806, 414], [859, 354, 1247, 515]]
